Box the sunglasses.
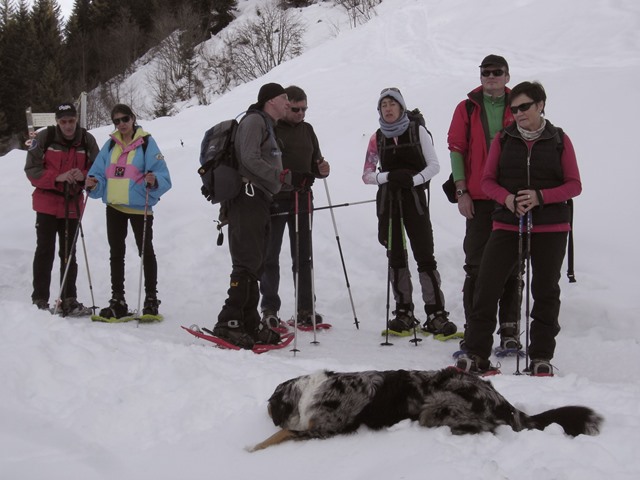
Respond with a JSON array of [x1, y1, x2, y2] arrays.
[[112, 115, 131, 125], [509, 101, 536, 114], [481, 69, 505, 77], [290, 106, 308, 113], [380, 87, 401, 95]]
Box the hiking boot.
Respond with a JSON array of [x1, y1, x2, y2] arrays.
[[261, 309, 281, 329], [253, 322, 281, 345], [499, 336, 522, 350], [498, 322, 520, 348], [455, 354, 499, 375], [297, 310, 324, 327], [387, 307, 417, 332], [527, 359, 554, 377], [142, 295, 161, 316], [212, 320, 255, 350], [61, 297, 92, 317], [33, 299, 50, 311], [423, 310, 457, 336], [99, 295, 129, 319]]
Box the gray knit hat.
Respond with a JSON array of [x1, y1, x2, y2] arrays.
[[378, 87, 407, 112]]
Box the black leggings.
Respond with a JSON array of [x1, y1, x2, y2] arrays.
[[105, 206, 157, 298]]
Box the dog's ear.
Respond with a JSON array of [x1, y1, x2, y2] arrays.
[[247, 429, 297, 452]]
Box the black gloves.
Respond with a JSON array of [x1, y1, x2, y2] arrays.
[[287, 170, 316, 191], [387, 170, 414, 190]]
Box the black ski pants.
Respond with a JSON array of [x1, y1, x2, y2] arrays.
[[377, 186, 445, 314], [260, 190, 314, 314], [462, 200, 521, 331], [32, 212, 79, 302], [464, 229, 568, 361], [218, 188, 271, 331], [105, 205, 157, 299]]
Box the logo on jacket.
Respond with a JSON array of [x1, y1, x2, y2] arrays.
[[115, 166, 126, 177]]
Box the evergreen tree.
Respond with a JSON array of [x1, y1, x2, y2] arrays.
[[0, 0, 35, 142], [63, 0, 92, 93], [29, 0, 66, 110]]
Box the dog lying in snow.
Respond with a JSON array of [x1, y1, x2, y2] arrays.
[[250, 368, 603, 451]]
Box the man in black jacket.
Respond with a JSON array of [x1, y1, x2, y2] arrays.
[[260, 86, 330, 328]]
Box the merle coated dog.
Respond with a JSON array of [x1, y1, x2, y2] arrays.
[[250, 368, 602, 451]]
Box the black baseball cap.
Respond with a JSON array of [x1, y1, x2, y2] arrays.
[[479, 54, 509, 71], [54, 103, 77, 119]]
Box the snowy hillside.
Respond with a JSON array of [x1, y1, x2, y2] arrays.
[[2, 1, 640, 479]]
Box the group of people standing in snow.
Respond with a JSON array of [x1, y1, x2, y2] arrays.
[[25, 102, 172, 320], [24, 53, 581, 376]]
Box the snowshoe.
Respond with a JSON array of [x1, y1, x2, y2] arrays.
[[261, 310, 288, 333], [381, 308, 418, 336], [525, 359, 555, 377], [182, 325, 294, 354], [92, 296, 133, 323], [494, 336, 525, 358], [453, 354, 500, 377], [211, 320, 255, 350], [59, 297, 93, 317]]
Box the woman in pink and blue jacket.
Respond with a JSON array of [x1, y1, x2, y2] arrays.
[[86, 104, 171, 319]]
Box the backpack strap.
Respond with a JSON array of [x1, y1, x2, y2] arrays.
[[461, 99, 475, 147], [42, 125, 57, 151], [553, 129, 575, 282], [242, 109, 274, 148], [566, 198, 576, 283]]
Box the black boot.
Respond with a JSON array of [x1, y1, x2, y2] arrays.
[[143, 294, 161, 315], [99, 293, 129, 319], [212, 320, 255, 350], [212, 275, 254, 349]]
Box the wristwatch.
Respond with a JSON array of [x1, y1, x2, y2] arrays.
[[456, 188, 468, 198]]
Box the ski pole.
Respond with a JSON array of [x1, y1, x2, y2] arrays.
[[381, 190, 393, 346], [270, 198, 375, 217], [74, 191, 96, 315], [322, 179, 360, 329], [514, 213, 525, 375], [524, 210, 533, 368], [135, 184, 151, 323], [60, 183, 71, 314], [291, 190, 301, 355], [53, 190, 87, 316], [397, 192, 421, 346], [307, 188, 319, 345]]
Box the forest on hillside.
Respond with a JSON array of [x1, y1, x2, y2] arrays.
[[0, 0, 379, 153]]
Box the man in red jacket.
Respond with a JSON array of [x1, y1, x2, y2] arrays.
[[446, 55, 520, 353], [25, 103, 99, 315]]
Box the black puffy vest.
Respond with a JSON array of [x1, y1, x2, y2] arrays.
[[377, 122, 426, 173], [492, 121, 570, 226]]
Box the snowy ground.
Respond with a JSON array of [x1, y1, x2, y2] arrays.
[[2, 1, 640, 479]]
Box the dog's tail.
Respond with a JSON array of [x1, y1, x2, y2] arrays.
[[523, 405, 603, 436]]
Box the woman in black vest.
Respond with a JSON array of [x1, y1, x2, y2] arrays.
[[362, 88, 456, 337], [456, 82, 582, 376]]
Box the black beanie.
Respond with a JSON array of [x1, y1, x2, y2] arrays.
[[257, 83, 286, 107]]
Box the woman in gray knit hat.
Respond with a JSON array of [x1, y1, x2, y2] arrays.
[[362, 87, 458, 338]]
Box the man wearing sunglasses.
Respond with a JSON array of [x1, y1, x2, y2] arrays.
[[447, 54, 521, 355], [260, 86, 330, 329]]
